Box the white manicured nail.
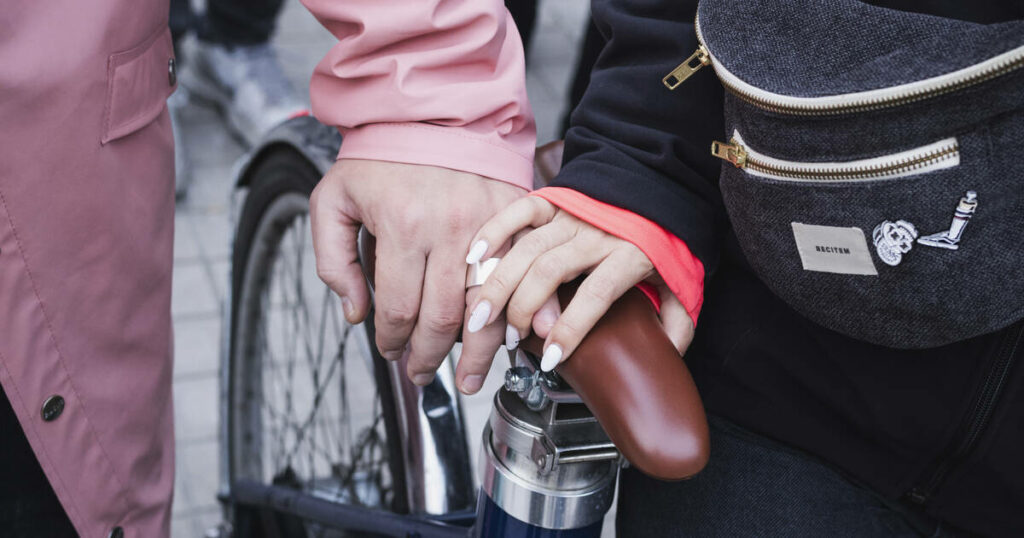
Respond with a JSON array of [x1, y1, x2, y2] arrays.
[[540, 344, 563, 372], [465, 240, 488, 264], [467, 300, 491, 333], [505, 324, 520, 350]]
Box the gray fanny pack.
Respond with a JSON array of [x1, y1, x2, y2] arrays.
[[667, 0, 1024, 348]]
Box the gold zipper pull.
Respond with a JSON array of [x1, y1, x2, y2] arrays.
[[663, 45, 711, 90], [711, 139, 747, 168]]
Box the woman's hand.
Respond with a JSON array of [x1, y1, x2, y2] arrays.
[[460, 195, 694, 378]]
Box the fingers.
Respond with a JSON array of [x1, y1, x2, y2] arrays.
[[455, 287, 505, 395], [466, 196, 557, 264], [405, 248, 467, 385], [467, 218, 578, 332], [657, 286, 695, 355], [503, 240, 599, 331], [310, 181, 371, 323], [541, 248, 653, 371], [372, 237, 426, 361], [502, 294, 561, 349]]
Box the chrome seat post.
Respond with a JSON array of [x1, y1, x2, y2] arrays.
[[477, 350, 619, 533]]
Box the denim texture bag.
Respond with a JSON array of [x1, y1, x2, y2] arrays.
[[668, 0, 1024, 348]]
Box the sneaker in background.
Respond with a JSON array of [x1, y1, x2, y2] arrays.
[[185, 41, 307, 147]]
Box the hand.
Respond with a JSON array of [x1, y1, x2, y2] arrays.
[[463, 196, 694, 374], [310, 158, 524, 391]]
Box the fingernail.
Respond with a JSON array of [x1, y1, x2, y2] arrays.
[[381, 350, 402, 361], [465, 240, 488, 265], [461, 374, 484, 394], [412, 373, 434, 386], [540, 344, 563, 372], [467, 300, 491, 333], [505, 324, 520, 350], [340, 296, 354, 321]]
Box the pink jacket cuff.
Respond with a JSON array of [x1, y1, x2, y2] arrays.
[[337, 122, 534, 191]]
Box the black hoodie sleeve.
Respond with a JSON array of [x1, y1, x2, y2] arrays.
[[551, 0, 727, 271]]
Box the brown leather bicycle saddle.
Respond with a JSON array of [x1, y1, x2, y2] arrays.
[[524, 140, 708, 481], [358, 141, 709, 481]]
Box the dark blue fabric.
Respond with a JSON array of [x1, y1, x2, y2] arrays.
[[702, 0, 1024, 347], [553, 0, 1024, 535], [616, 416, 969, 537], [698, 0, 1024, 97], [0, 386, 77, 537], [553, 0, 727, 271]]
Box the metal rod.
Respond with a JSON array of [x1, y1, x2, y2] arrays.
[[230, 480, 470, 538]]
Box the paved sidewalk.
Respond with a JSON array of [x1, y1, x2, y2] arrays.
[[170, 1, 593, 536]]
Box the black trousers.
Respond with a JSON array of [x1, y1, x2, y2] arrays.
[[170, 0, 285, 47], [0, 387, 76, 537]]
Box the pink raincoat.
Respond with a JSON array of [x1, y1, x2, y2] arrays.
[[0, 0, 531, 536]]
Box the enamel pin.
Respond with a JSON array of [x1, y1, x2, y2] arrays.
[[917, 191, 978, 250], [872, 220, 919, 267]]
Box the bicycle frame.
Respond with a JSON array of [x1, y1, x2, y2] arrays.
[[220, 116, 618, 537]]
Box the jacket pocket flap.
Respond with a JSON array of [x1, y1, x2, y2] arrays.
[[102, 27, 176, 144]]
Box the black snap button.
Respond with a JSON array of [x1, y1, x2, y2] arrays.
[[109, 526, 124, 538], [168, 58, 177, 86], [41, 395, 65, 421]]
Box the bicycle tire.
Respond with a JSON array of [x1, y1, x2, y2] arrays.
[[225, 148, 409, 537]]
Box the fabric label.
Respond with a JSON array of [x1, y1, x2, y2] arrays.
[[791, 223, 878, 276]]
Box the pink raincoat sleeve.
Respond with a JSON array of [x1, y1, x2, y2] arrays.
[[300, 0, 537, 190]]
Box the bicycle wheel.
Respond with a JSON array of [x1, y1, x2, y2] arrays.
[[226, 149, 407, 537]]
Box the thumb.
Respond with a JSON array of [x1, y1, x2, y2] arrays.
[[310, 181, 371, 324]]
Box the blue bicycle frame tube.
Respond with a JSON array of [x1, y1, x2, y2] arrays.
[[471, 494, 603, 538]]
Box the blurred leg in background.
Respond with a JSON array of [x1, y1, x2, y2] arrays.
[[506, 0, 539, 55], [505, 0, 604, 139], [168, 0, 306, 199]]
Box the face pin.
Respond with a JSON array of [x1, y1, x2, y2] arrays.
[[873, 220, 919, 266]]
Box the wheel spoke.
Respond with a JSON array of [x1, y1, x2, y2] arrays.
[[232, 191, 395, 515]]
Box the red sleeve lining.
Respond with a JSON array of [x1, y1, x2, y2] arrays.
[[532, 187, 704, 326]]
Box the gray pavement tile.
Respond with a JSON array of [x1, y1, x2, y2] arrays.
[[174, 214, 203, 263], [172, 506, 222, 538], [173, 374, 220, 444], [177, 103, 247, 169], [179, 162, 237, 216], [173, 262, 222, 318], [206, 259, 231, 306], [172, 464, 193, 517], [185, 213, 233, 263], [174, 316, 221, 379], [274, 43, 328, 94], [175, 440, 221, 514]]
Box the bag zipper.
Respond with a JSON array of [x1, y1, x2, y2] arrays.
[[665, 16, 1024, 116], [907, 321, 1024, 505], [710, 131, 960, 182]]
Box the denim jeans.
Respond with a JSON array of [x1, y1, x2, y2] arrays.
[[0, 387, 76, 537], [170, 0, 285, 47], [616, 415, 969, 537]]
